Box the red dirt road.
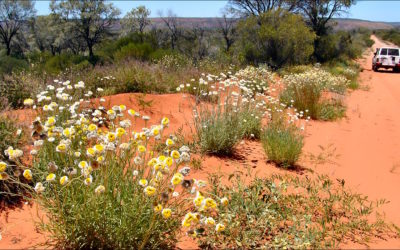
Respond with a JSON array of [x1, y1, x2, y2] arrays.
[[304, 36, 400, 247]]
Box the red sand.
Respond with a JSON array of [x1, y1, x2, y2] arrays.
[[1, 35, 400, 249]]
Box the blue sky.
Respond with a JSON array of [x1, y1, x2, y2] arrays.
[[35, 1, 400, 22]]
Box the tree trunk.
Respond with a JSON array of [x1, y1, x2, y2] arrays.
[[88, 44, 94, 57], [6, 41, 11, 56]]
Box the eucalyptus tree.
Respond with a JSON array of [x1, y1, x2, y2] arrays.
[[0, 0, 36, 56], [159, 10, 182, 51], [50, 0, 120, 57], [30, 14, 63, 55], [228, 0, 297, 16], [217, 13, 237, 52], [121, 5, 151, 38], [293, 0, 354, 36]]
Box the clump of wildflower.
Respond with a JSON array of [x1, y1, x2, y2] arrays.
[[95, 185, 105, 194]]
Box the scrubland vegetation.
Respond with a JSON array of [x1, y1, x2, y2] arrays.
[[375, 29, 400, 47], [1, 0, 398, 249]]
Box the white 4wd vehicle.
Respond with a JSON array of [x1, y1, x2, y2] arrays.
[[372, 47, 400, 72]]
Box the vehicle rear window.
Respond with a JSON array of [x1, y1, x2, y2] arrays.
[[380, 48, 388, 55], [388, 49, 399, 56]]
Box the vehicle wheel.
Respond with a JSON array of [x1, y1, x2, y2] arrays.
[[373, 66, 378, 72]]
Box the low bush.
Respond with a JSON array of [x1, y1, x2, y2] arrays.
[[8, 82, 229, 249], [0, 116, 28, 207], [44, 53, 89, 74], [201, 173, 396, 248], [261, 117, 304, 168], [233, 65, 274, 98], [280, 67, 349, 120], [315, 29, 374, 63], [279, 64, 313, 76], [194, 103, 242, 156], [192, 68, 270, 155], [114, 42, 154, 61], [375, 29, 400, 47], [0, 56, 28, 75], [0, 71, 44, 109], [318, 102, 346, 121], [238, 103, 262, 140]]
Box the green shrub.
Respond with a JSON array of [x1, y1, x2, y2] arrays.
[[318, 102, 346, 121], [323, 62, 360, 90], [261, 117, 303, 168], [194, 104, 242, 156], [201, 173, 396, 248], [0, 71, 43, 109], [0, 56, 28, 75], [236, 9, 316, 67], [74, 58, 229, 96], [315, 29, 374, 63], [114, 42, 154, 61], [280, 67, 349, 120], [376, 29, 400, 47], [279, 65, 313, 76], [0, 116, 28, 207], [238, 104, 262, 140], [44, 54, 88, 74]]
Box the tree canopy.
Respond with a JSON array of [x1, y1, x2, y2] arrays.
[[0, 0, 36, 56], [50, 0, 120, 57]]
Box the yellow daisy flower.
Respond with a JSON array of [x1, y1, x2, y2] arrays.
[[162, 208, 172, 219], [107, 132, 116, 142], [182, 212, 199, 227], [164, 157, 173, 167], [154, 204, 163, 212], [205, 217, 216, 226], [56, 143, 67, 153], [116, 127, 126, 137], [46, 173, 56, 182], [60, 176, 69, 185], [87, 147, 96, 157], [202, 198, 217, 210], [161, 117, 170, 126], [215, 223, 225, 232], [119, 104, 126, 111], [23, 169, 33, 181], [84, 175, 93, 186], [128, 109, 136, 116], [79, 161, 89, 169], [0, 161, 6, 172], [171, 150, 180, 159], [88, 124, 98, 132], [193, 192, 204, 208], [139, 179, 148, 187], [138, 145, 146, 153], [171, 173, 183, 186], [94, 144, 105, 153], [144, 186, 156, 196]]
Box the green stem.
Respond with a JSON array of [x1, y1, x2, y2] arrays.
[[138, 213, 156, 250]]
